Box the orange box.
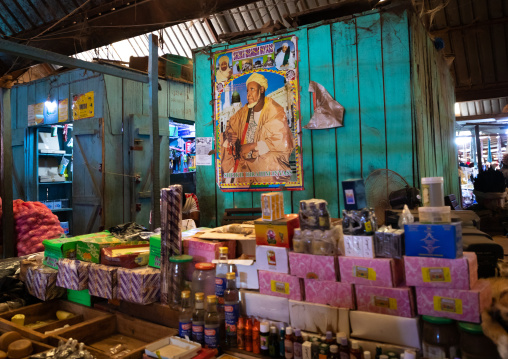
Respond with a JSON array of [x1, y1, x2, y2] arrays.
[[254, 214, 300, 248]]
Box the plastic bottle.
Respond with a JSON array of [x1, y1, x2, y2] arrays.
[[325, 332, 334, 346], [364, 352, 371, 359], [293, 229, 305, 253], [204, 295, 220, 349], [191, 292, 205, 345], [284, 327, 295, 359], [293, 329, 303, 359], [349, 341, 362, 359], [319, 343, 329, 359], [338, 336, 349, 359], [260, 322, 270, 356], [245, 317, 253, 352], [279, 327, 286, 358], [311, 337, 321, 359], [330, 345, 339, 359], [224, 272, 240, 348], [216, 247, 235, 308], [253, 319, 260, 354], [269, 325, 279, 358], [237, 317, 245, 350], [179, 290, 193, 339]]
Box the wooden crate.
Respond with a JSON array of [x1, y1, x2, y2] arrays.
[[0, 300, 111, 342], [0, 328, 54, 357], [50, 313, 178, 359], [94, 301, 179, 328]]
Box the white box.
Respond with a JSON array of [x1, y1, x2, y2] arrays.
[[145, 337, 201, 359], [289, 300, 350, 334], [53, 200, 62, 209], [213, 259, 259, 289], [241, 290, 289, 323], [45, 201, 54, 210], [302, 341, 312, 359], [344, 235, 374, 258], [349, 311, 421, 349], [256, 245, 289, 273]]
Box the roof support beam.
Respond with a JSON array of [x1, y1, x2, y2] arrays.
[[0, 38, 148, 83], [148, 34, 160, 230]]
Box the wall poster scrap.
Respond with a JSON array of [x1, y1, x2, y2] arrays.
[[214, 36, 303, 192]]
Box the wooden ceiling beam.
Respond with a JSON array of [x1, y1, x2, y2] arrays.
[[431, 15, 508, 36]]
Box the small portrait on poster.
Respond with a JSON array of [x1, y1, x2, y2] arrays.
[[215, 53, 233, 83], [264, 54, 275, 68], [274, 40, 296, 71], [253, 57, 264, 69]]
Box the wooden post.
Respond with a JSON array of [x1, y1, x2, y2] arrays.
[[1, 89, 15, 258], [475, 125, 483, 172], [149, 34, 161, 230]]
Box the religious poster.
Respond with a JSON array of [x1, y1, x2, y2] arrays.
[[58, 99, 69, 123], [213, 36, 303, 192]]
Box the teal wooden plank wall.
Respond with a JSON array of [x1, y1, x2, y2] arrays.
[[9, 69, 194, 233], [194, 7, 457, 227]]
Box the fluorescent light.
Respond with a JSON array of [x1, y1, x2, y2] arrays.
[[455, 137, 470, 145]]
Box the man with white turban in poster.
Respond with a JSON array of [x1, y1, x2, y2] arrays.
[[275, 42, 295, 70], [221, 73, 294, 184], [216, 55, 233, 82]]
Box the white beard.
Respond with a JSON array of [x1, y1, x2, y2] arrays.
[[247, 99, 259, 109]]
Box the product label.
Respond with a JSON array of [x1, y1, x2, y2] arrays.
[[192, 322, 204, 343], [373, 295, 398, 310], [179, 321, 192, 339], [294, 343, 303, 359], [422, 267, 451, 283], [204, 324, 220, 349], [345, 189, 355, 204], [267, 250, 277, 266], [353, 266, 376, 281], [260, 336, 268, 350], [364, 221, 372, 233], [284, 342, 294, 359], [224, 302, 240, 333], [215, 277, 226, 304], [271, 280, 290, 294], [422, 342, 458, 359], [433, 296, 463, 314]]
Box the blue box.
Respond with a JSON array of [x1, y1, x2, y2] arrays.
[[404, 222, 463, 259], [61, 221, 69, 234]]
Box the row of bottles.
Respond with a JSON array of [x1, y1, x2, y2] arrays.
[[292, 227, 340, 255]]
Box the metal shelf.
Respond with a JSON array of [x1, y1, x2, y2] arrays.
[[39, 181, 73, 184], [52, 208, 73, 213], [39, 153, 72, 157]]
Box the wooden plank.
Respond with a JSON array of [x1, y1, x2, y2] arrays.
[[382, 10, 413, 185], [459, 0, 482, 87], [159, 80, 169, 117], [291, 28, 314, 212], [194, 51, 219, 227], [308, 24, 339, 217], [169, 81, 186, 119], [357, 13, 387, 177], [1, 89, 14, 258], [332, 19, 361, 215], [184, 83, 195, 121]]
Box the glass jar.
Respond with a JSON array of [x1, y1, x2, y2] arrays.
[[422, 315, 459, 359], [169, 255, 193, 309], [191, 263, 216, 309], [458, 321, 500, 359], [311, 230, 324, 255], [292, 229, 305, 253], [303, 229, 313, 254]]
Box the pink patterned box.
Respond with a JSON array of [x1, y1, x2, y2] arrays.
[[338, 256, 404, 287], [355, 284, 415, 318], [183, 238, 236, 263], [404, 252, 478, 290], [304, 279, 354, 309], [415, 279, 492, 323], [258, 270, 304, 301], [289, 252, 338, 281]]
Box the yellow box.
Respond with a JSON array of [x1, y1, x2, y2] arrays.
[[261, 192, 285, 221]]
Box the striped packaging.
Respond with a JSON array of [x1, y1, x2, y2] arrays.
[[26, 265, 65, 301], [88, 263, 118, 299], [56, 259, 91, 291], [160, 185, 183, 305], [118, 267, 160, 304]]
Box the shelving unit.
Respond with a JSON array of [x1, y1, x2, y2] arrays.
[[34, 125, 74, 234]]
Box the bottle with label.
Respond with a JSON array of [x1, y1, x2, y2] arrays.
[[319, 343, 329, 359], [330, 345, 339, 359], [204, 295, 220, 349], [349, 341, 362, 359], [268, 325, 279, 358], [325, 332, 334, 346], [284, 327, 295, 359], [237, 317, 245, 350], [338, 337, 349, 359], [245, 317, 253, 352], [179, 290, 192, 339], [279, 327, 286, 358], [260, 322, 270, 356], [253, 319, 260, 354], [293, 229, 305, 253], [293, 329, 303, 359], [311, 337, 321, 359], [224, 272, 239, 348], [215, 247, 235, 309], [191, 292, 205, 345]]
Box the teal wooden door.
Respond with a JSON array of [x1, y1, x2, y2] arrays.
[[72, 118, 104, 235], [128, 114, 170, 228]]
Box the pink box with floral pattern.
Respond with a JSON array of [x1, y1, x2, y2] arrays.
[[289, 252, 339, 281], [258, 270, 304, 301], [404, 252, 478, 290], [338, 256, 404, 287], [355, 284, 415, 317], [304, 279, 354, 308], [415, 279, 492, 323]]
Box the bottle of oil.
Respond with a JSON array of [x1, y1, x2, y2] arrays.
[[191, 292, 205, 345], [179, 290, 192, 339], [245, 317, 253, 352], [269, 325, 279, 358], [204, 295, 220, 349], [224, 272, 239, 348], [284, 327, 295, 359]]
